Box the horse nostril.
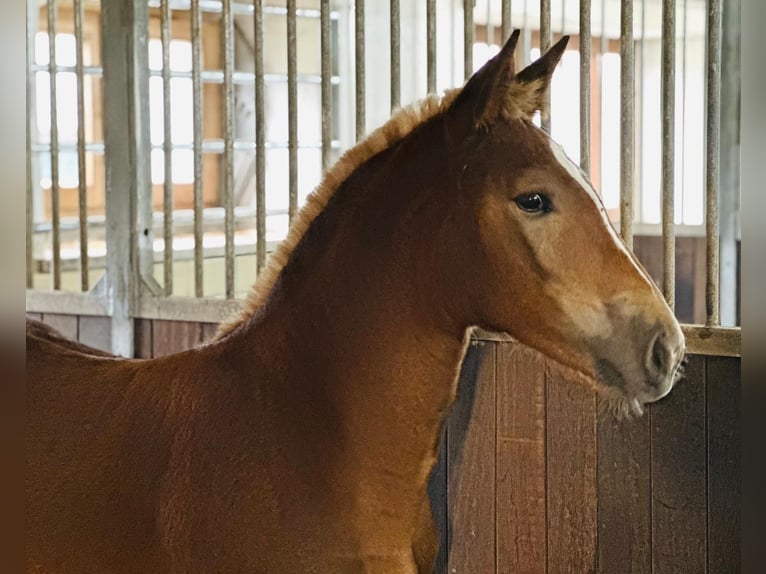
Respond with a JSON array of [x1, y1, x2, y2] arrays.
[[649, 332, 671, 376]]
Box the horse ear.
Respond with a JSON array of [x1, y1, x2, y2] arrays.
[[504, 35, 569, 121], [447, 30, 521, 129]]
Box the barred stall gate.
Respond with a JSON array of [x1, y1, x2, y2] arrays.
[[26, 0, 740, 572]]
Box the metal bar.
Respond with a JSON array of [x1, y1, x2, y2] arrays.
[[486, 0, 494, 46], [321, 0, 331, 170], [161, 0, 173, 295], [26, 0, 36, 288], [598, 0, 606, 195], [705, 0, 722, 326], [426, 0, 436, 93], [502, 0, 511, 40], [30, 63, 103, 75], [390, 0, 400, 111], [192, 0, 204, 297], [719, 0, 741, 326], [222, 0, 235, 298], [580, 0, 591, 175], [661, 0, 676, 309], [540, 0, 551, 131], [101, 0, 152, 356], [74, 0, 89, 291], [620, 0, 634, 249], [638, 0, 645, 228], [680, 0, 687, 221], [47, 0, 61, 290], [288, 0, 299, 218], [254, 0, 267, 272], [147, 68, 340, 85], [463, 0, 473, 80], [146, 1, 335, 20], [354, 0, 365, 139]]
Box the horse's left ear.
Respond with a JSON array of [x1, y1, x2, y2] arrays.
[[446, 30, 521, 132], [499, 35, 570, 121]]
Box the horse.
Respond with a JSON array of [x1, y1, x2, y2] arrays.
[[26, 32, 685, 573]]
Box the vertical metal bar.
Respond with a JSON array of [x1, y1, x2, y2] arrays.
[[74, 0, 88, 291], [47, 0, 61, 290], [638, 0, 645, 221], [390, 0, 400, 111], [26, 0, 36, 288], [620, 0, 634, 249], [705, 0, 722, 325], [288, 0, 299, 218], [661, 0, 676, 308], [486, 0, 494, 46], [600, 0, 607, 56], [161, 0, 173, 295], [680, 0, 688, 220], [463, 0, 473, 80], [426, 0, 436, 93], [522, 0, 531, 67], [222, 0, 235, 298], [101, 0, 151, 357], [320, 0, 331, 170], [254, 0, 266, 273], [191, 0, 204, 297], [580, 0, 591, 175], [598, 0, 606, 196], [501, 0, 511, 40], [719, 0, 740, 326], [540, 0, 551, 131], [354, 0, 365, 139]]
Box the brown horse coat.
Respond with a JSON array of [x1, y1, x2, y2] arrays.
[[27, 32, 684, 574]]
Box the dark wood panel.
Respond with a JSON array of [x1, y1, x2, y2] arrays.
[[447, 341, 496, 573], [134, 319, 153, 359], [429, 426, 448, 574], [596, 406, 652, 573], [77, 316, 112, 354], [41, 314, 78, 340], [546, 367, 597, 574], [651, 355, 707, 573], [706, 356, 741, 573], [151, 320, 203, 357], [495, 344, 546, 574]]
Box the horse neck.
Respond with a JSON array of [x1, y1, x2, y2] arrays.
[[229, 134, 469, 491]]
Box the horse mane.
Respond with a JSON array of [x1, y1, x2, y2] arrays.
[[215, 89, 460, 338]]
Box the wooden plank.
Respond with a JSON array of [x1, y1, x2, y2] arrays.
[[151, 320, 203, 357], [134, 318, 153, 359], [200, 322, 220, 344], [41, 314, 79, 341], [597, 404, 651, 573], [428, 426, 448, 574], [447, 341, 496, 573], [651, 355, 707, 573], [495, 343, 546, 574], [77, 316, 112, 354], [681, 325, 741, 358], [546, 363, 597, 574], [706, 356, 740, 573]]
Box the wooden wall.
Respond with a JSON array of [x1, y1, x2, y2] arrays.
[[26, 314, 740, 573]]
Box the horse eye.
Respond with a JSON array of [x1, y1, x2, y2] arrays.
[[514, 193, 550, 214]]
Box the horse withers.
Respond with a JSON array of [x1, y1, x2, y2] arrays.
[[27, 32, 684, 573]]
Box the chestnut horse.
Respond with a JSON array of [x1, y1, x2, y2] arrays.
[[27, 33, 685, 573]]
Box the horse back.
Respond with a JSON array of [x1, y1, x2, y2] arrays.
[[26, 323, 180, 572]]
